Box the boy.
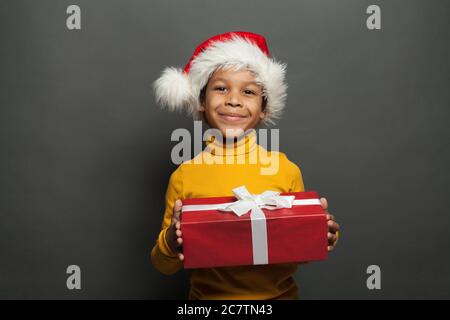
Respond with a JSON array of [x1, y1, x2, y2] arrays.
[[151, 31, 340, 299]]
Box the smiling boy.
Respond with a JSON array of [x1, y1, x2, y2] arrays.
[[151, 31, 340, 300]]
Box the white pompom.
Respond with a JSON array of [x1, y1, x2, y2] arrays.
[[153, 67, 195, 113]]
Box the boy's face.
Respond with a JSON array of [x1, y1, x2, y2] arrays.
[[198, 67, 266, 138]]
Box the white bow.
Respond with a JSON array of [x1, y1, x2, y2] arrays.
[[219, 186, 295, 217]]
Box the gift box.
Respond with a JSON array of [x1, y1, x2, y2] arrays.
[[181, 186, 328, 269]]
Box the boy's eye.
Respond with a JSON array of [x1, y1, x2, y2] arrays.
[[214, 87, 226, 92], [244, 89, 255, 95]]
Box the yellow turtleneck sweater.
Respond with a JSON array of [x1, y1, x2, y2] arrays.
[[151, 131, 305, 300]]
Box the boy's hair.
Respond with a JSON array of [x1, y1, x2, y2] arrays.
[[154, 31, 287, 125]]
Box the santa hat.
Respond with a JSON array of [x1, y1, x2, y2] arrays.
[[153, 31, 287, 125]]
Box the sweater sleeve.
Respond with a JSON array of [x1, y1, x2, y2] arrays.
[[290, 162, 305, 192], [150, 166, 184, 275]]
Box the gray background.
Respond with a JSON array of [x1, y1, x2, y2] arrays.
[[1, 0, 449, 299]]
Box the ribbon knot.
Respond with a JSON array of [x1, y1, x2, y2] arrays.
[[219, 186, 295, 217]]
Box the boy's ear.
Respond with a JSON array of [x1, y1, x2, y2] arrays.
[[198, 94, 206, 112], [259, 110, 266, 120]]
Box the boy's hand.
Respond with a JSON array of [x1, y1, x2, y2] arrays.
[[320, 197, 340, 252], [165, 199, 184, 261]]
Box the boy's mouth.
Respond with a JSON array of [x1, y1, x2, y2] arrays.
[[218, 112, 248, 122]]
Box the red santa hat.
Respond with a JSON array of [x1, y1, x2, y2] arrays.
[[153, 31, 287, 125]]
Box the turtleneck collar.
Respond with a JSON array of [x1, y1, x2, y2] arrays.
[[204, 130, 258, 156]]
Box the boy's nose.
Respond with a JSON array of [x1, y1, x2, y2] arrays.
[[225, 92, 242, 107]]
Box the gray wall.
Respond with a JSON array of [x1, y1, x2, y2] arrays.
[[1, 0, 449, 299]]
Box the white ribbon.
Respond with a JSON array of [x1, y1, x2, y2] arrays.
[[182, 186, 321, 265]]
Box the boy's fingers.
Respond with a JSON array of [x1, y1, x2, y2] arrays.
[[177, 237, 183, 246], [176, 229, 182, 237], [178, 253, 184, 261], [328, 246, 334, 252], [175, 221, 181, 230], [328, 221, 340, 233], [173, 199, 182, 218], [328, 232, 337, 243], [320, 197, 328, 210], [171, 200, 183, 225], [326, 214, 335, 221]]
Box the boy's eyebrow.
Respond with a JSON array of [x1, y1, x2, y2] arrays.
[[209, 77, 227, 83], [210, 78, 259, 86]]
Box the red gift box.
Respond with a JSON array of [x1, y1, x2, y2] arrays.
[[181, 186, 328, 269]]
